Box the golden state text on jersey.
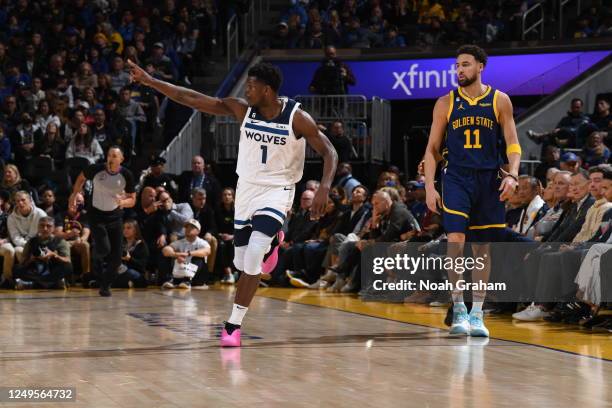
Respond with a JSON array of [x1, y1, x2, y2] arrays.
[[445, 86, 504, 169]]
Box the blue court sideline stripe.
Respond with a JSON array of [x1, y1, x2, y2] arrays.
[[256, 207, 286, 220], [234, 219, 251, 225], [244, 122, 289, 136]]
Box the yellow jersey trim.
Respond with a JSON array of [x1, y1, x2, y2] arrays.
[[468, 224, 506, 230], [446, 90, 454, 121], [493, 89, 500, 121], [458, 85, 492, 106], [442, 203, 469, 219]]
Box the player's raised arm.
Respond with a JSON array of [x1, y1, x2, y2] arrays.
[[496, 91, 520, 201], [423, 95, 450, 214], [127, 59, 248, 120], [293, 109, 338, 218]]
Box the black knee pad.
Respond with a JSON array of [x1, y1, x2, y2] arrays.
[[234, 226, 252, 247], [251, 215, 283, 238]]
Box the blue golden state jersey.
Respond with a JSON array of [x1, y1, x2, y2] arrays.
[[445, 85, 503, 169]]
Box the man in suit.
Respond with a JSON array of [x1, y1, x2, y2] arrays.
[[177, 155, 221, 207], [544, 170, 594, 243], [512, 169, 595, 320]]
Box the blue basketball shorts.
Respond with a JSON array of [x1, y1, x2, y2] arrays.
[[441, 165, 506, 242]]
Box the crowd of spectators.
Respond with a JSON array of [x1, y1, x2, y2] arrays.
[[571, 1, 612, 39], [0, 151, 228, 291], [528, 96, 612, 185], [0, 1, 608, 334], [264, 161, 612, 331], [1, 140, 610, 331], [269, 0, 581, 50], [0, 0, 236, 291], [0, 0, 223, 177]]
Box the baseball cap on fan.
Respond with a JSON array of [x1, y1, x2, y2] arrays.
[[184, 219, 201, 231], [560, 152, 579, 163]]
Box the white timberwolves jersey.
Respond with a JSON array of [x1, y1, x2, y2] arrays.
[[237, 98, 305, 186]]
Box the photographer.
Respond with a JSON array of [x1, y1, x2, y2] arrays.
[[14, 217, 71, 290], [309, 46, 356, 95], [144, 189, 193, 284]]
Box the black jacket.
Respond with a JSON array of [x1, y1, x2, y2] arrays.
[[177, 171, 221, 207], [545, 195, 595, 242], [286, 209, 317, 244], [122, 240, 149, 273], [191, 203, 218, 236], [142, 173, 177, 199], [367, 203, 419, 242], [333, 203, 371, 236], [215, 205, 235, 235], [328, 133, 353, 163]]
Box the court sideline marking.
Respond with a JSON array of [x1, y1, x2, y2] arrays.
[[255, 288, 612, 362]]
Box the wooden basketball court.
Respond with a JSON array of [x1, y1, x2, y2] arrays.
[[0, 287, 609, 407]]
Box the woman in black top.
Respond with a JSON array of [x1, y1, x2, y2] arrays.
[[34, 122, 66, 168], [69, 146, 136, 297], [113, 219, 149, 288], [216, 187, 235, 283]]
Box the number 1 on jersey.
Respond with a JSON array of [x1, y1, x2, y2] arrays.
[[463, 129, 482, 149], [260, 145, 268, 164]]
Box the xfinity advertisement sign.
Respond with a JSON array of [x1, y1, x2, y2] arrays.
[[391, 62, 459, 96], [272, 50, 610, 100]]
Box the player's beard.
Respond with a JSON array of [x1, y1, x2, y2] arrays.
[[458, 74, 477, 87]]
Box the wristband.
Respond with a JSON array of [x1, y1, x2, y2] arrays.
[[500, 168, 518, 182], [506, 143, 522, 157], [504, 173, 518, 182]]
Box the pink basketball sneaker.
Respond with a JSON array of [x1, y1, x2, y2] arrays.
[[220, 327, 241, 347], [261, 231, 285, 274]]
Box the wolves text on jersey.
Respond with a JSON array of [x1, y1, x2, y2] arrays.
[[244, 130, 287, 145]]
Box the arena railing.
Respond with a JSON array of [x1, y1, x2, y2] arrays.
[[559, 0, 583, 39], [522, 2, 545, 40], [226, 15, 240, 71], [211, 95, 390, 164], [371, 97, 391, 163], [305, 120, 369, 162], [521, 159, 541, 176], [227, 0, 270, 70], [161, 1, 269, 173], [160, 110, 202, 175], [294, 95, 368, 121]]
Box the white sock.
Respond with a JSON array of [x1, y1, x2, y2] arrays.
[[228, 303, 248, 326], [471, 301, 483, 314], [451, 290, 464, 305]]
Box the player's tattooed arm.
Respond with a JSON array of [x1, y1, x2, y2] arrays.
[[423, 95, 449, 214], [497, 91, 520, 201], [293, 109, 338, 218], [127, 59, 248, 120]]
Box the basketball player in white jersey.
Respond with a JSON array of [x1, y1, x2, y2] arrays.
[[128, 60, 338, 347]]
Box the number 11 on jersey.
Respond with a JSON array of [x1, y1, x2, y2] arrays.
[[260, 145, 268, 164], [464, 129, 482, 149]]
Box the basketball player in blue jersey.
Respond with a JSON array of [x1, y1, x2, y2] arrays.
[[423, 45, 521, 337], [127, 60, 338, 347]]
